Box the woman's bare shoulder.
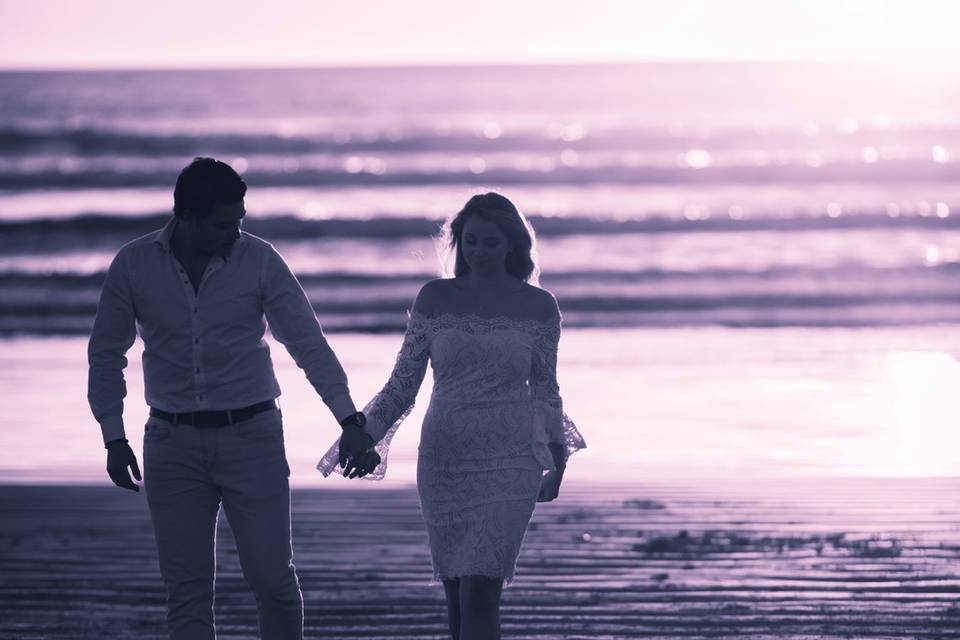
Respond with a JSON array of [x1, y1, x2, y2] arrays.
[[412, 278, 456, 315], [518, 283, 560, 322]]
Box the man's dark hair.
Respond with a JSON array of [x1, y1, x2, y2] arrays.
[[173, 157, 247, 219]]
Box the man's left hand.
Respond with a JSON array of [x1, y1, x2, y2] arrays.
[[339, 425, 374, 467], [343, 448, 381, 479]]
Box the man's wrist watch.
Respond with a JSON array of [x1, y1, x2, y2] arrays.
[[105, 437, 129, 450], [339, 411, 367, 430]]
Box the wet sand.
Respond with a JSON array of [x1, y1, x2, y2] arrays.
[[1, 478, 959, 639]]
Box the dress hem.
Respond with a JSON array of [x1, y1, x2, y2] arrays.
[[429, 572, 517, 588]]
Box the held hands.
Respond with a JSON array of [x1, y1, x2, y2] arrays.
[[342, 448, 381, 479], [338, 424, 379, 479], [338, 424, 374, 465], [106, 440, 142, 492]]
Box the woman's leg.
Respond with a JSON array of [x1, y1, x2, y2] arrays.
[[459, 575, 503, 640], [442, 578, 462, 639]]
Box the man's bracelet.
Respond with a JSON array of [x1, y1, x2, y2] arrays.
[[339, 411, 367, 430], [105, 438, 129, 450]]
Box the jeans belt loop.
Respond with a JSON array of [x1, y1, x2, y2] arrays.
[[226, 409, 234, 424]]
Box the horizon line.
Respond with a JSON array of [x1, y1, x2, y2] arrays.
[[0, 57, 910, 74]]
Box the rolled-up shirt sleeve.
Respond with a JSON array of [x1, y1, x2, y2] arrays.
[[261, 245, 356, 422], [88, 250, 138, 445]]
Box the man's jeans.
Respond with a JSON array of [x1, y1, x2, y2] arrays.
[[143, 407, 303, 640]]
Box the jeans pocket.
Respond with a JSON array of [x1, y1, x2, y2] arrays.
[[236, 409, 284, 442], [144, 420, 172, 441]]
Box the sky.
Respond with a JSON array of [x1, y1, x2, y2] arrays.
[[0, 0, 958, 69]]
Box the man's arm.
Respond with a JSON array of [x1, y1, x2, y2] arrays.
[[261, 245, 358, 422], [88, 250, 141, 491]]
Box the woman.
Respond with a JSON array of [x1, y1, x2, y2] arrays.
[[318, 192, 585, 640]]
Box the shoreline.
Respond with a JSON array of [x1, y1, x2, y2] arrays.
[[2, 478, 958, 638], [5, 326, 960, 486]]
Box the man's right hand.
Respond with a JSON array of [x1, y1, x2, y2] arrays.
[[106, 440, 142, 492]]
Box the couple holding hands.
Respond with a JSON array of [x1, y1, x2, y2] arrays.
[[88, 157, 585, 640]]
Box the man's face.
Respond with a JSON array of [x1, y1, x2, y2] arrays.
[[184, 201, 246, 257]]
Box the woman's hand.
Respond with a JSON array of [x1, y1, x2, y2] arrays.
[[537, 469, 563, 502], [339, 425, 374, 467], [343, 448, 381, 479]]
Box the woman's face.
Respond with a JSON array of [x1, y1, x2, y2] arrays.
[[460, 215, 510, 277]]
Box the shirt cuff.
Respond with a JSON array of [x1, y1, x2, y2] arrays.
[[98, 415, 126, 446], [325, 393, 357, 425]]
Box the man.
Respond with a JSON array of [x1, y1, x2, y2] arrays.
[[87, 157, 374, 639]]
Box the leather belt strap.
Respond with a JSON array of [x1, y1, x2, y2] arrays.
[[149, 399, 277, 428]]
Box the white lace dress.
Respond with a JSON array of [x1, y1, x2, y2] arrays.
[[318, 311, 585, 583]]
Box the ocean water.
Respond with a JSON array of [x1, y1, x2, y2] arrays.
[[1, 63, 958, 482], [4, 326, 960, 486], [1, 63, 958, 333]]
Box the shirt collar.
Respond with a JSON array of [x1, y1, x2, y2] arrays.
[[152, 216, 246, 261], [152, 217, 177, 253]]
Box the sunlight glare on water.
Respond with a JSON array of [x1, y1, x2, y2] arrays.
[[883, 350, 960, 476]]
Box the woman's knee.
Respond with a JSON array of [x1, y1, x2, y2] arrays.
[[444, 578, 462, 603], [459, 576, 502, 614]]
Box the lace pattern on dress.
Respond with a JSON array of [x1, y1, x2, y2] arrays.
[[529, 315, 587, 462], [317, 311, 586, 479], [317, 312, 430, 480]]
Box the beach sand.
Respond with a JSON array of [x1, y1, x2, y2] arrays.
[[1, 478, 958, 639]]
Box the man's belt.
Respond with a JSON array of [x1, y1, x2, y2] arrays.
[[149, 400, 277, 428]]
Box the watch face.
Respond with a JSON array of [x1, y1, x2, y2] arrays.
[[344, 412, 366, 428]]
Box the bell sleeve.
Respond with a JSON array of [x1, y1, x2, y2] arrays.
[[529, 313, 586, 467], [317, 312, 431, 480]]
